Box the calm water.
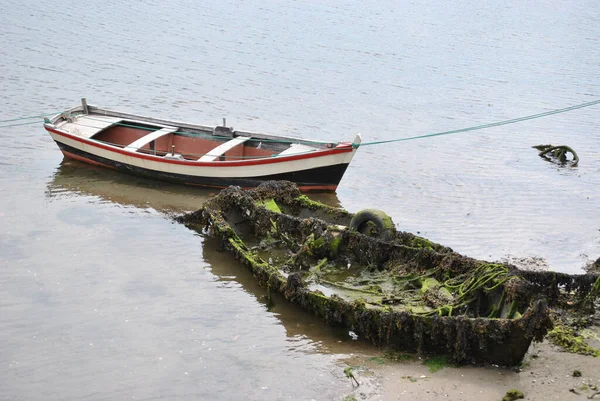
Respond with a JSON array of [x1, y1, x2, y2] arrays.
[[1, 0, 599, 400]]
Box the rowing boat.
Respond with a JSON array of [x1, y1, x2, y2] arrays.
[[43, 99, 361, 191]]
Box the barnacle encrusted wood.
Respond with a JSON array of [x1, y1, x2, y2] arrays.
[[178, 181, 598, 365]]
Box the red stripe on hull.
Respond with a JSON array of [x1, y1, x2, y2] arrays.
[[296, 184, 338, 192]]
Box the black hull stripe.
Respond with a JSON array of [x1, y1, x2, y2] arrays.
[[56, 141, 350, 189]]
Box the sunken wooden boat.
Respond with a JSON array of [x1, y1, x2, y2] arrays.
[[43, 99, 361, 191], [177, 181, 573, 366]]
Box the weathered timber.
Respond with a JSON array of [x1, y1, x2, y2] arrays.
[[177, 181, 599, 365]]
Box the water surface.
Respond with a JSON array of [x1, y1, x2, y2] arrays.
[[1, 0, 599, 400]]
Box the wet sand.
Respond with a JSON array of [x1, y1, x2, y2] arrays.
[[340, 332, 600, 401]]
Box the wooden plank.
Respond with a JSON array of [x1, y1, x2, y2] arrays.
[[61, 115, 123, 139], [278, 143, 317, 156], [124, 127, 178, 152], [198, 137, 251, 161]]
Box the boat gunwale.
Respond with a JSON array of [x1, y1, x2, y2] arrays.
[[47, 104, 355, 156]]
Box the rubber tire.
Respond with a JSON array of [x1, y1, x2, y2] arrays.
[[349, 209, 396, 242]]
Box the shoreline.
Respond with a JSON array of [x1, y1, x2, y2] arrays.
[[340, 327, 600, 401]]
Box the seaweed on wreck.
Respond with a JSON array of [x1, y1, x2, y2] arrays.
[[177, 181, 599, 366], [547, 325, 600, 357], [502, 389, 524, 401]]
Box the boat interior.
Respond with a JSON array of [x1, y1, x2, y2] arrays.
[[55, 111, 327, 162], [216, 191, 519, 320]]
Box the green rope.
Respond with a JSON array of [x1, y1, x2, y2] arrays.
[[358, 99, 600, 147], [412, 263, 510, 317], [444, 263, 509, 301], [0, 111, 63, 123], [0, 120, 46, 128], [83, 98, 600, 146], [3, 98, 599, 148]]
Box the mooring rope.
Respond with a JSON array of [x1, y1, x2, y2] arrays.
[[0, 111, 64, 124], [1, 99, 598, 147], [358, 99, 600, 147], [0, 120, 47, 128]]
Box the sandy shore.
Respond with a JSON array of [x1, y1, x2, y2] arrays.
[[341, 329, 600, 401]]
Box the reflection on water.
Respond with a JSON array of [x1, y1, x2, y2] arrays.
[[45, 159, 356, 348], [47, 161, 356, 348], [46, 160, 216, 213], [3, 162, 358, 401], [46, 160, 344, 212], [202, 236, 368, 349]]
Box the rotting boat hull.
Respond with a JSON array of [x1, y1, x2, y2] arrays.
[[178, 181, 562, 366]]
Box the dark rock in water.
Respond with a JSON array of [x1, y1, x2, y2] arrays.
[[532, 144, 579, 166]]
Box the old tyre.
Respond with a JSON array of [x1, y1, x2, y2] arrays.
[[349, 209, 396, 241]]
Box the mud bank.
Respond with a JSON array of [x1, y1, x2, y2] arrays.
[[340, 331, 600, 401]]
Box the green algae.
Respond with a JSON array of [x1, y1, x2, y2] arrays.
[[410, 237, 436, 250], [419, 277, 452, 298], [424, 356, 454, 372], [382, 351, 415, 362], [547, 325, 600, 357], [330, 235, 342, 257], [314, 257, 328, 271], [310, 236, 325, 252], [487, 291, 507, 319], [256, 198, 282, 213], [368, 356, 386, 365], [369, 351, 416, 365], [295, 194, 328, 209], [343, 367, 360, 387], [507, 300, 520, 319], [372, 210, 395, 231], [419, 277, 454, 309], [420, 277, 441, 293], [502, 389, 524, 401]]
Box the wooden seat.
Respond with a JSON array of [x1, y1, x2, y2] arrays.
[[124, 127, 178, 152], [278, 143, 317, 156], [198, 137, 251, 161], [68, 116, 123, 139]]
